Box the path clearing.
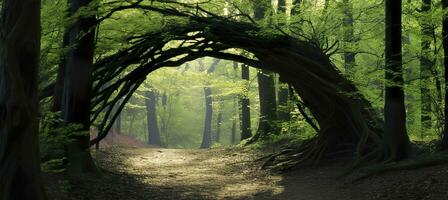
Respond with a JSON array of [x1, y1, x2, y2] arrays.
[[46, 147, 448, 200], [99, 147, 284, 199]]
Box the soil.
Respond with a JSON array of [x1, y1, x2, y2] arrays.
[[44, 147, 448, 200]]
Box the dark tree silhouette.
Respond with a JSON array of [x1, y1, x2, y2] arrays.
[[420, 0, 433, 136], [0, 0, 46, 199], [384, 0, 410, 161], [240, 64, 252, 140], [146, 90, 162, 146], [61, 0, 101, 175], [441, 0, 448, 150]]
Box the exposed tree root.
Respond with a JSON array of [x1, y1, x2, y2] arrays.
[[351, 153, 448, 182]]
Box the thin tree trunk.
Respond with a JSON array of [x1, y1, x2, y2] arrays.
[[200, 59, 220, 148], [277, 82, 290, 121], [52, 31, 69, 113], [252, 69, 277, 141], [240, 64, 252, 140], [216, 111, 223, 143], [342, 0, 356, 74], [0, 0, 46, 199], [231, 97, 238, 144], [420, 0, 433, 137], [277, 0, 291, 122], [201, 87, 213, 148], [62, 0, 100, 176], [384, 0, 410, 161], [146, 90, 162, 146], [251, 2, 277, 142], [441, 0, 448, 149]]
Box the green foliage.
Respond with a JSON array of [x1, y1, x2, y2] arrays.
[[36, 0, 448, 151], [39, 111, 85, 160]]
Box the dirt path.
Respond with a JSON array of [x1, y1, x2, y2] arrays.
[[46, 147, 448, 200], [94, 147, 285, 200]]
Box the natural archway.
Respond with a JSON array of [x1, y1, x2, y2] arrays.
[[89, 3, 383, 168]]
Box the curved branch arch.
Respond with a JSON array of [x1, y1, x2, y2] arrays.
[[90, 3, 383, 167]]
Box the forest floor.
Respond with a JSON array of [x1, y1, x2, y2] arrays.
[[45, 146, 448, 200]]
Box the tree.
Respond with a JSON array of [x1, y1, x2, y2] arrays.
[[384, 0, 410, 161], [0, 0, 47, 199], [240, 64, 252, 140], [145, 89, 162, 146], [276, 0, 291, 122], [251, 0, 278, 142], [61, 0, 100, 175], [441, 0, 448, 149], [253, 69, 277, 141], [91, 2, 384, 166], [420, 0, 433, 136], [342, 0, 356, 73], [215, 99, 223, 142], [277, 82, 290, 122], [200, 59, 220, 148]]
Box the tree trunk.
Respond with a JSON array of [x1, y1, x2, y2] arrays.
[[62, 0, 100, 176], [342, 0, 356, 74], [216, 111, 223, 143], [201, 87, 213, 148], [146, 90, 162, 146], [0, 0, 46, 199], [420, 0, 433, 137], [277, 82, 290, 121], [52, 31, 69, 113], [240, 64, 252, 140], [441, 0, 448, 150], [200, 59, 220, 148], [252, 69, 277, 141], [231, 97, 238, 144], [250, 0, 278, 143], [384, 0, 410, 161], [276, 0, 290, 122]]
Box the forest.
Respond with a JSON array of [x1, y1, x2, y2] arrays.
[[2, 0, 448, 199]]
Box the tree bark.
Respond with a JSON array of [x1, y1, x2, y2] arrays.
[[252, 69, 277, 141], [215, 109, 223, 143], [61, 0, 100, 176], [215, 99, 223, 143], [201, 87, 213, 148], [240, 64, 252, 140], [146, 90, 162, 146], [0, 0, 47, 199], [342, 0, 356, 74], [251, 1, 277, 142], [384, 0, 410, 161], [276, 0, 291, 122], [200, 59, 220, 148], [441, 0, 448, 150], [420, 0, 433, 137], [277, 82, 290, 121], [231, 97, 238, 144]]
